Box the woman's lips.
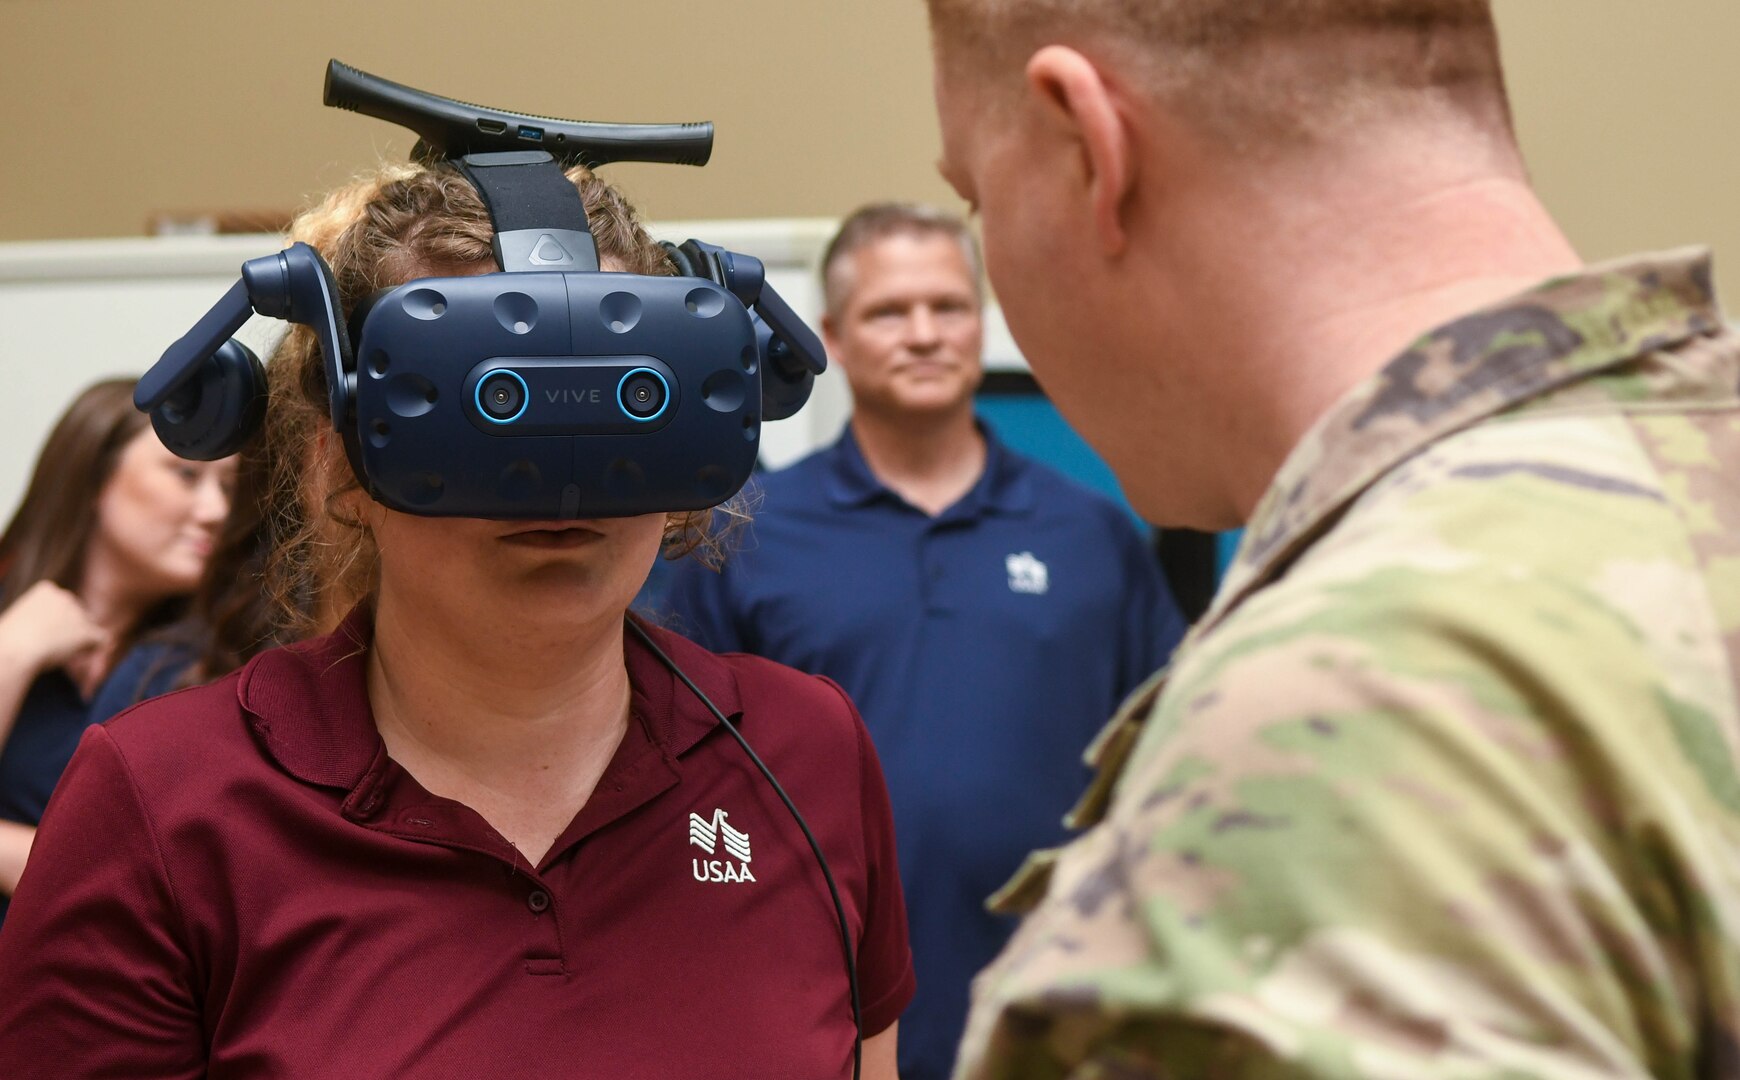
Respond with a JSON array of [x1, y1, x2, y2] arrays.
[[498, 523, 604, 549]]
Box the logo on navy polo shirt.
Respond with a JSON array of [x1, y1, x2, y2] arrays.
[[689, 808, 756, 883], [1005, 551, 1050, 595]]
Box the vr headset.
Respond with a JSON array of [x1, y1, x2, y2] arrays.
[[136, 60, 827, 519]]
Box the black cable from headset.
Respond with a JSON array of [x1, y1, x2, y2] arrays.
[[626, 619, 864, 1080]]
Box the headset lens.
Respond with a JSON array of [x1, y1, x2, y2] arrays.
[[619, 372, 667, 419], [480, 372, 525, 421]]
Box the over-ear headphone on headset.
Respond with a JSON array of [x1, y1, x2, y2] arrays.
[[136, 60, 827, 521], [137, 240, 347, 463]]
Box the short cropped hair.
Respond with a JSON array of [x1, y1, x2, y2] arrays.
[[928, 0, 1513, 146], [821, 203, 984, 318]]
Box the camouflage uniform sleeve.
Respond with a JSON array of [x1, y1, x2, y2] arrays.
[[956, 576, 1710, 1079]]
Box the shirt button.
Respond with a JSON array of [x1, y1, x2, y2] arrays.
[[526, 889, 551, 914]]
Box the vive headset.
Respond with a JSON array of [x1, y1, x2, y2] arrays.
[[136, 60, 828, 519]]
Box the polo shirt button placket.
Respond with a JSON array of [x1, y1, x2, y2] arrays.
[[520, 885, 565, 976], [920, 530, 948, 613]]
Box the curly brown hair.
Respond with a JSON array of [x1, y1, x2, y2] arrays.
[[263, 160, 744, 639]]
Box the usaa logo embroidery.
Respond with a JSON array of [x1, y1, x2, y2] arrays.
[[689, 808, 756, 883], [1005, 551, 1049, 595]]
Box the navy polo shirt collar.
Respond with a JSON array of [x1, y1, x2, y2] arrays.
[[236, 604, 743, 797], [823, 420, 1036, 518]]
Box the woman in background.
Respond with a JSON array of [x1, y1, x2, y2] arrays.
[[0, 378, 233, 913], [88, 183, 374, 724], [91, 288, 368, 720], [89, 441, 286, 718]]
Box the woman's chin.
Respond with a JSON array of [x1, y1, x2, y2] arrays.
[[143, 565, 204, 602]]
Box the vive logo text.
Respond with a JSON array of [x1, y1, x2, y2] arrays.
[[546, 388, 603, 405]]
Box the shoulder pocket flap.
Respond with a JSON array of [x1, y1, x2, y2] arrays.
[[986, 846, 1061, 916], [1067, 668, 1169, 830]]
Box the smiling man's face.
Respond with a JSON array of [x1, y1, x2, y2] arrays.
[[823, 230, 985, 421]]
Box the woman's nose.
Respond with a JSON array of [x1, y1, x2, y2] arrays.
[[193, 473, 230, 526]]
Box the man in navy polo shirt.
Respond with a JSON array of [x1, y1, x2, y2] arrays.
[[666, 203, 1186, 1080]]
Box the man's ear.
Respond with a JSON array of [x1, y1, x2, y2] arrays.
[[1024, 46, 1135, 257], [820, 309, 842, 359]]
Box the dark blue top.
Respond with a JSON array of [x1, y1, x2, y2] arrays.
[[0, 671, 89, 829], [87, 641, 195, 729], [664, 424, 1185, 1080], [0, 643, 193, 926], [0, 670, 88, 926]]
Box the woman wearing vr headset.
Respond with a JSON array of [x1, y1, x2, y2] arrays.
[[0, 379, 234, 923], [0, 164, 911, 1080]]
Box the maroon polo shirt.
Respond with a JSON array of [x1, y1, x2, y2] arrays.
[[0, 609, 913, 1079]]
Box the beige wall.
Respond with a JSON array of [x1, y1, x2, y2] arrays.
[[5, 1, 1740, 294], [0, 0, 952, 238], [1496, 2, 1740, 293]]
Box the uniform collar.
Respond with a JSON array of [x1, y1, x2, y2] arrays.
[[1207, 248, 1724, 629], [236, 603, 743, 795], [823, 419, 1035, 517]]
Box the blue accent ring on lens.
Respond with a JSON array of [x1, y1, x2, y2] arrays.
[[617, 367, 671, 423], [475, 369, 529, 424]]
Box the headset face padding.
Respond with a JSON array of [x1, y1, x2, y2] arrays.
[[148, 339, 268, 461]]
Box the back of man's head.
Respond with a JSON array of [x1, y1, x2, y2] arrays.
[[928, 0, 1514, 149]]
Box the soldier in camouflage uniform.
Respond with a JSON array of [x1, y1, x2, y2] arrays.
[[927, 0, 1740, 1076]]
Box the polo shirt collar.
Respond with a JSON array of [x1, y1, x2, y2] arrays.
[[823, 419, 1035, 517], [822, 424, 885, 509], [237, 604, 745, 796], [623, 616, 745, 757]]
